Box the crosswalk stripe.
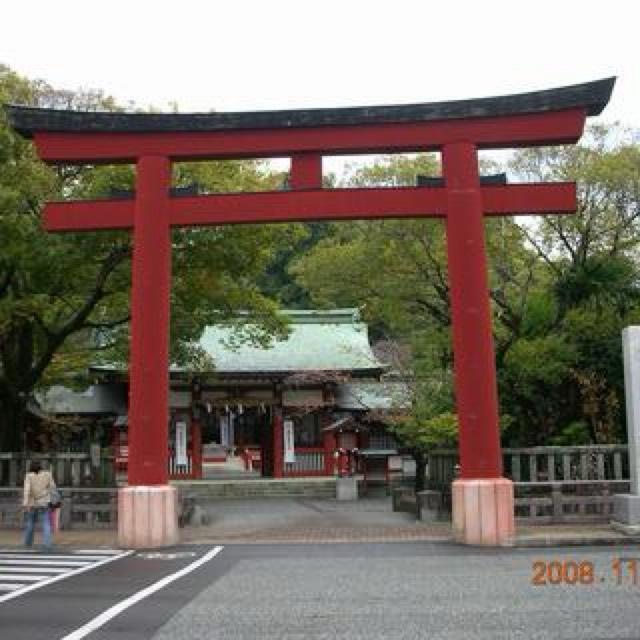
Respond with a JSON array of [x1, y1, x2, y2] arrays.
[[0, 567, 68, 574], [0, 549, 123, 556], [0, 554, 110, 561], [0, 575, 49, 582], [0, 550, 133, 604], [0, 560, 90, 566]]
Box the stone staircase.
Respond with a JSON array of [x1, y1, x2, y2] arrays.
[[173, 477, 337, 500]]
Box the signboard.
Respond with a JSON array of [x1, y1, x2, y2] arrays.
[[175, 421, 188, 466], [284, 419, 295, 463], [282, 389, 323, 407]]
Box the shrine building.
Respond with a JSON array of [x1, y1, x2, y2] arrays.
[[36, 309, 409, 481]]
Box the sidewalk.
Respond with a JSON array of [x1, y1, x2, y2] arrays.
[[2, 497, 640, 548]]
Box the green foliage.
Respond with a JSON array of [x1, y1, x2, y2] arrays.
[[343, 154, 440, 187], [549, 421, 592, 446], [391, 411, 458, 453], [293, 127, 640, 448], [0, 64, 292, 451]]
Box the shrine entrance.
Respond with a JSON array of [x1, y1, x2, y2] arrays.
[[6, 77, 614, 548]]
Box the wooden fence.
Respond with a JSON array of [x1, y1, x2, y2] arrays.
[[427, 445, 631, 524]]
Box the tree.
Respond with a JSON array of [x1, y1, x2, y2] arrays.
[[292, 131, 640, 448], [501, 125, 640, 445], [0, 65, 290, 451]]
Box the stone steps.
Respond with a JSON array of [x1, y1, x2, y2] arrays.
[[174, 478, 338, 500]]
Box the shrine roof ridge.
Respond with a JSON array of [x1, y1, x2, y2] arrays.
[[5, 78, 615, 138]]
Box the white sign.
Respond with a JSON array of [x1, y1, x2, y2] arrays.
[[175, 421, 188, 466], [623, 327, 640, 494], [220, 416, 229, 448], [90, 443, 101, 468], [284, 419, 295, 463]]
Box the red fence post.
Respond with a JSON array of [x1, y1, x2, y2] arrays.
[[273, 410, 284, 478], [323, 430, 334, 476]]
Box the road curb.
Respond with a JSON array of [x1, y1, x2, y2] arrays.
[[514, 535, 640, 548]]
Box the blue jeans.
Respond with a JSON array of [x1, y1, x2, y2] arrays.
[[24, 507, 52, 549]]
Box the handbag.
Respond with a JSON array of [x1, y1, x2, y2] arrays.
[[48, 487, 62, 510]]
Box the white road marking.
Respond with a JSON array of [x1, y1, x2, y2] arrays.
[[73, 549, 123, 555], [0, 550, 133, 604], [0, 559, 90, 566], [62, 546, 224, 640], [0, 566, 68, 574], [0, 551, 111, 560], [0, 574, 49, 582]]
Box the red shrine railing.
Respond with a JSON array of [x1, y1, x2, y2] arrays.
[[283, 447, 331, 477]]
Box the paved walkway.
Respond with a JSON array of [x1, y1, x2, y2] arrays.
[[183, 497, 451, 544], [2, 496, 639, 548]]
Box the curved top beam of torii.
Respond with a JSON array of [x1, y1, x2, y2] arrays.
[[6, 77, 615, 135], [4, 77, 615, 164]]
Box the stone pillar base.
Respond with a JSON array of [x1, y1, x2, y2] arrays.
[[336, 476, 358, 501], [452, 478, 514, 546], [611, 494, 640, 535], [417, 490, 443, 523], [118, 485, 179, 549]]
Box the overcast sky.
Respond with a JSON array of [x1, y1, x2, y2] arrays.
[[2, 0, 638, 151]]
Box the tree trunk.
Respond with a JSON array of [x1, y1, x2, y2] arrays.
[[414, 451, 427, 493], [0, 387, 27, 452]]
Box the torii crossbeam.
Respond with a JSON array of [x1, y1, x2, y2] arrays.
[[6, 77, 615, 547]]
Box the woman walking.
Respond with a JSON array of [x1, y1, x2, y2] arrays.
[[22, 461, 56, 550]]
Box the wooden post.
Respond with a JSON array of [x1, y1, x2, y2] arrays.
[[551, 484, 564, 523], [191, 381, 203, 479], [273, 408, 284, 479]]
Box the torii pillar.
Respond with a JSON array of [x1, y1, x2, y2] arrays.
[[444, 142, 513, 545], [119, 155, 178, 548], [5, 77, 614, 547]]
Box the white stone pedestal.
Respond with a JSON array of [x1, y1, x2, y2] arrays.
[[611, 327, 640, 535], [118, 486, 179, 549], [452, 478, 515, 546], [612, 494, 640, 534], [336, 476, 358, 501]]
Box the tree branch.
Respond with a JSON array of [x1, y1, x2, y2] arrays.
[[26, 244, 130, 387]]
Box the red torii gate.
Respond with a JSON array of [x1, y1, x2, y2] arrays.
[[7, 77, 614, 547]]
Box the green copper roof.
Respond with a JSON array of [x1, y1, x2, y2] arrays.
[[199, 309, 385, 374]]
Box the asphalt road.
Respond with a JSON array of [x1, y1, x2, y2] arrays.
[[1, 543, 639, 639]]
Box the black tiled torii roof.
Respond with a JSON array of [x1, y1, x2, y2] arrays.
[[4, 78, 615, 138]]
